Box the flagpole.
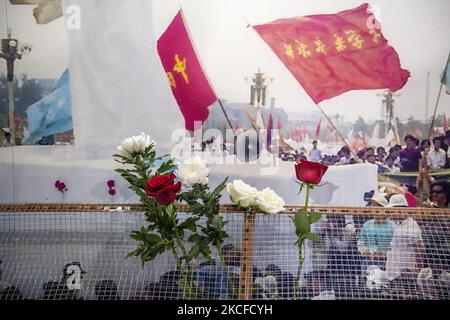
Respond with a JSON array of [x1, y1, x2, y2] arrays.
[[427, 53, 450, 141], [427, 84, 444, 141], [315, 103, 359, 160], [218, 99, 234, 130]]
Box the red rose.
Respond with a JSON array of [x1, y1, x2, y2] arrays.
[[145, 173, 181, 205], [295, 160, 328, 185]]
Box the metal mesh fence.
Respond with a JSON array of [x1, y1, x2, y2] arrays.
[[0, 206, 449, 300]]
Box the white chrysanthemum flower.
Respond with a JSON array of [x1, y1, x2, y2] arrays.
[[117, 132, 154, 157], [226, 179, 258, 208], [255, 188, 285, 214], [176, 157, 210, 187]]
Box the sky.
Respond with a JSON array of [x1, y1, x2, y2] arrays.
[[0, 0, 449, 122]]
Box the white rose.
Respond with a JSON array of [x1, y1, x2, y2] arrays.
[[117, 132, 154, 157], [176, 157, 210, 187], [255, 188, 285, 214], [227, 180, 258, 208]]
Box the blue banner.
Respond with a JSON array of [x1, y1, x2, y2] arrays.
[[22, 69, 73, 145]]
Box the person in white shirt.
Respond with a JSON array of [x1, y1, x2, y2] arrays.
[[385, 194, 424, 280], [385, 156, 400, 173], [308, 140, 322, 162], [427, 137, 446, 170]]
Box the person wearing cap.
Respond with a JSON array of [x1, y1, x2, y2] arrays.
[[357, 192, 396, 269], [57, 261, 87, 300], [1, 128, 12, 147], [385, 194, 424, 280]]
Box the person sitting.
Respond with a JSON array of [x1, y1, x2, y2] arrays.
[[357, 192, 395, 269], [385, 194, 424, 280], [296, 270, 335, 300], [94, 280, 121, 300], [1, 129, 11, 147], [419, 181, 450, 283], [0, 286, 23, 300], [56, 261, 87, 300]]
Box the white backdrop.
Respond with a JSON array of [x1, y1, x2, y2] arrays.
[[0, 146, 377, 205], [63, 0, 185, 157]]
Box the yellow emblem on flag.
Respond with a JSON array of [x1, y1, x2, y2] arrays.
[[295, 41, 311, 58], [166, 72, 176, 88], [314, 38, 327, 55], [283, 44, 295, 58], [345, 30, 364, 49], [173, 54, 189, 84], [334, 35, 347, 52]]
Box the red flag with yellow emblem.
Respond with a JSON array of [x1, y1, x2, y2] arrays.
[[253, 3, 410, 104], [157, 11, 217, 131]]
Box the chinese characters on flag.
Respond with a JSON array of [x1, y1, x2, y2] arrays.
[[157, 11, 217, 131], [253, 3, 410, 104]]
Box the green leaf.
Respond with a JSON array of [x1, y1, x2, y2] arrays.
[[305, 232, 321, 241], [293, 210, 310, 234], [125, 250, 137, 259], [179, 217, 199, 233], [210, 177, 228, 199], [308, 212, 322, 224]]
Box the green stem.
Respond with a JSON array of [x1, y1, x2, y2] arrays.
[[293, 184, 310, 300], [217, 245, 237, 300], [169, 245, 190, 299], [176, 238, 197, 299], [293, 239, 304, 300], [304, 184, 311, 211], [170, 246, 182, 271]]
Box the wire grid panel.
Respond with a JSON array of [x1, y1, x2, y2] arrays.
[[0, 211, 449, 300], [0, 211, 243, 300]]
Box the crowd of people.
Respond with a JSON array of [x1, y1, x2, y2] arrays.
[[281, 131, 450, 174]]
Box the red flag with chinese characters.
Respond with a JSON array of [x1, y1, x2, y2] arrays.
[[253, 3, 410, 104], [157, 11, 217, 131]]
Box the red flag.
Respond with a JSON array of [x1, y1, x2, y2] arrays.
[[267, 114, 274, 149], [277, 118, 283, 130], [157, 11, 217, 131], [315, 119, 322, 138], [253, 3, 410, 103]]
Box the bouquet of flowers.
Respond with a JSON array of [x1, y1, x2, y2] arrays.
[[113, 133, 230, 299]]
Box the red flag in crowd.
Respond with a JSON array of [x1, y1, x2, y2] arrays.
[[267, 114, 274, 149], [444, 114, 449, 132], [315, 119, 322, 138], [157, 11, 217, 131], [253, 3, 410, 104], [277, 117, 283, 130]]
